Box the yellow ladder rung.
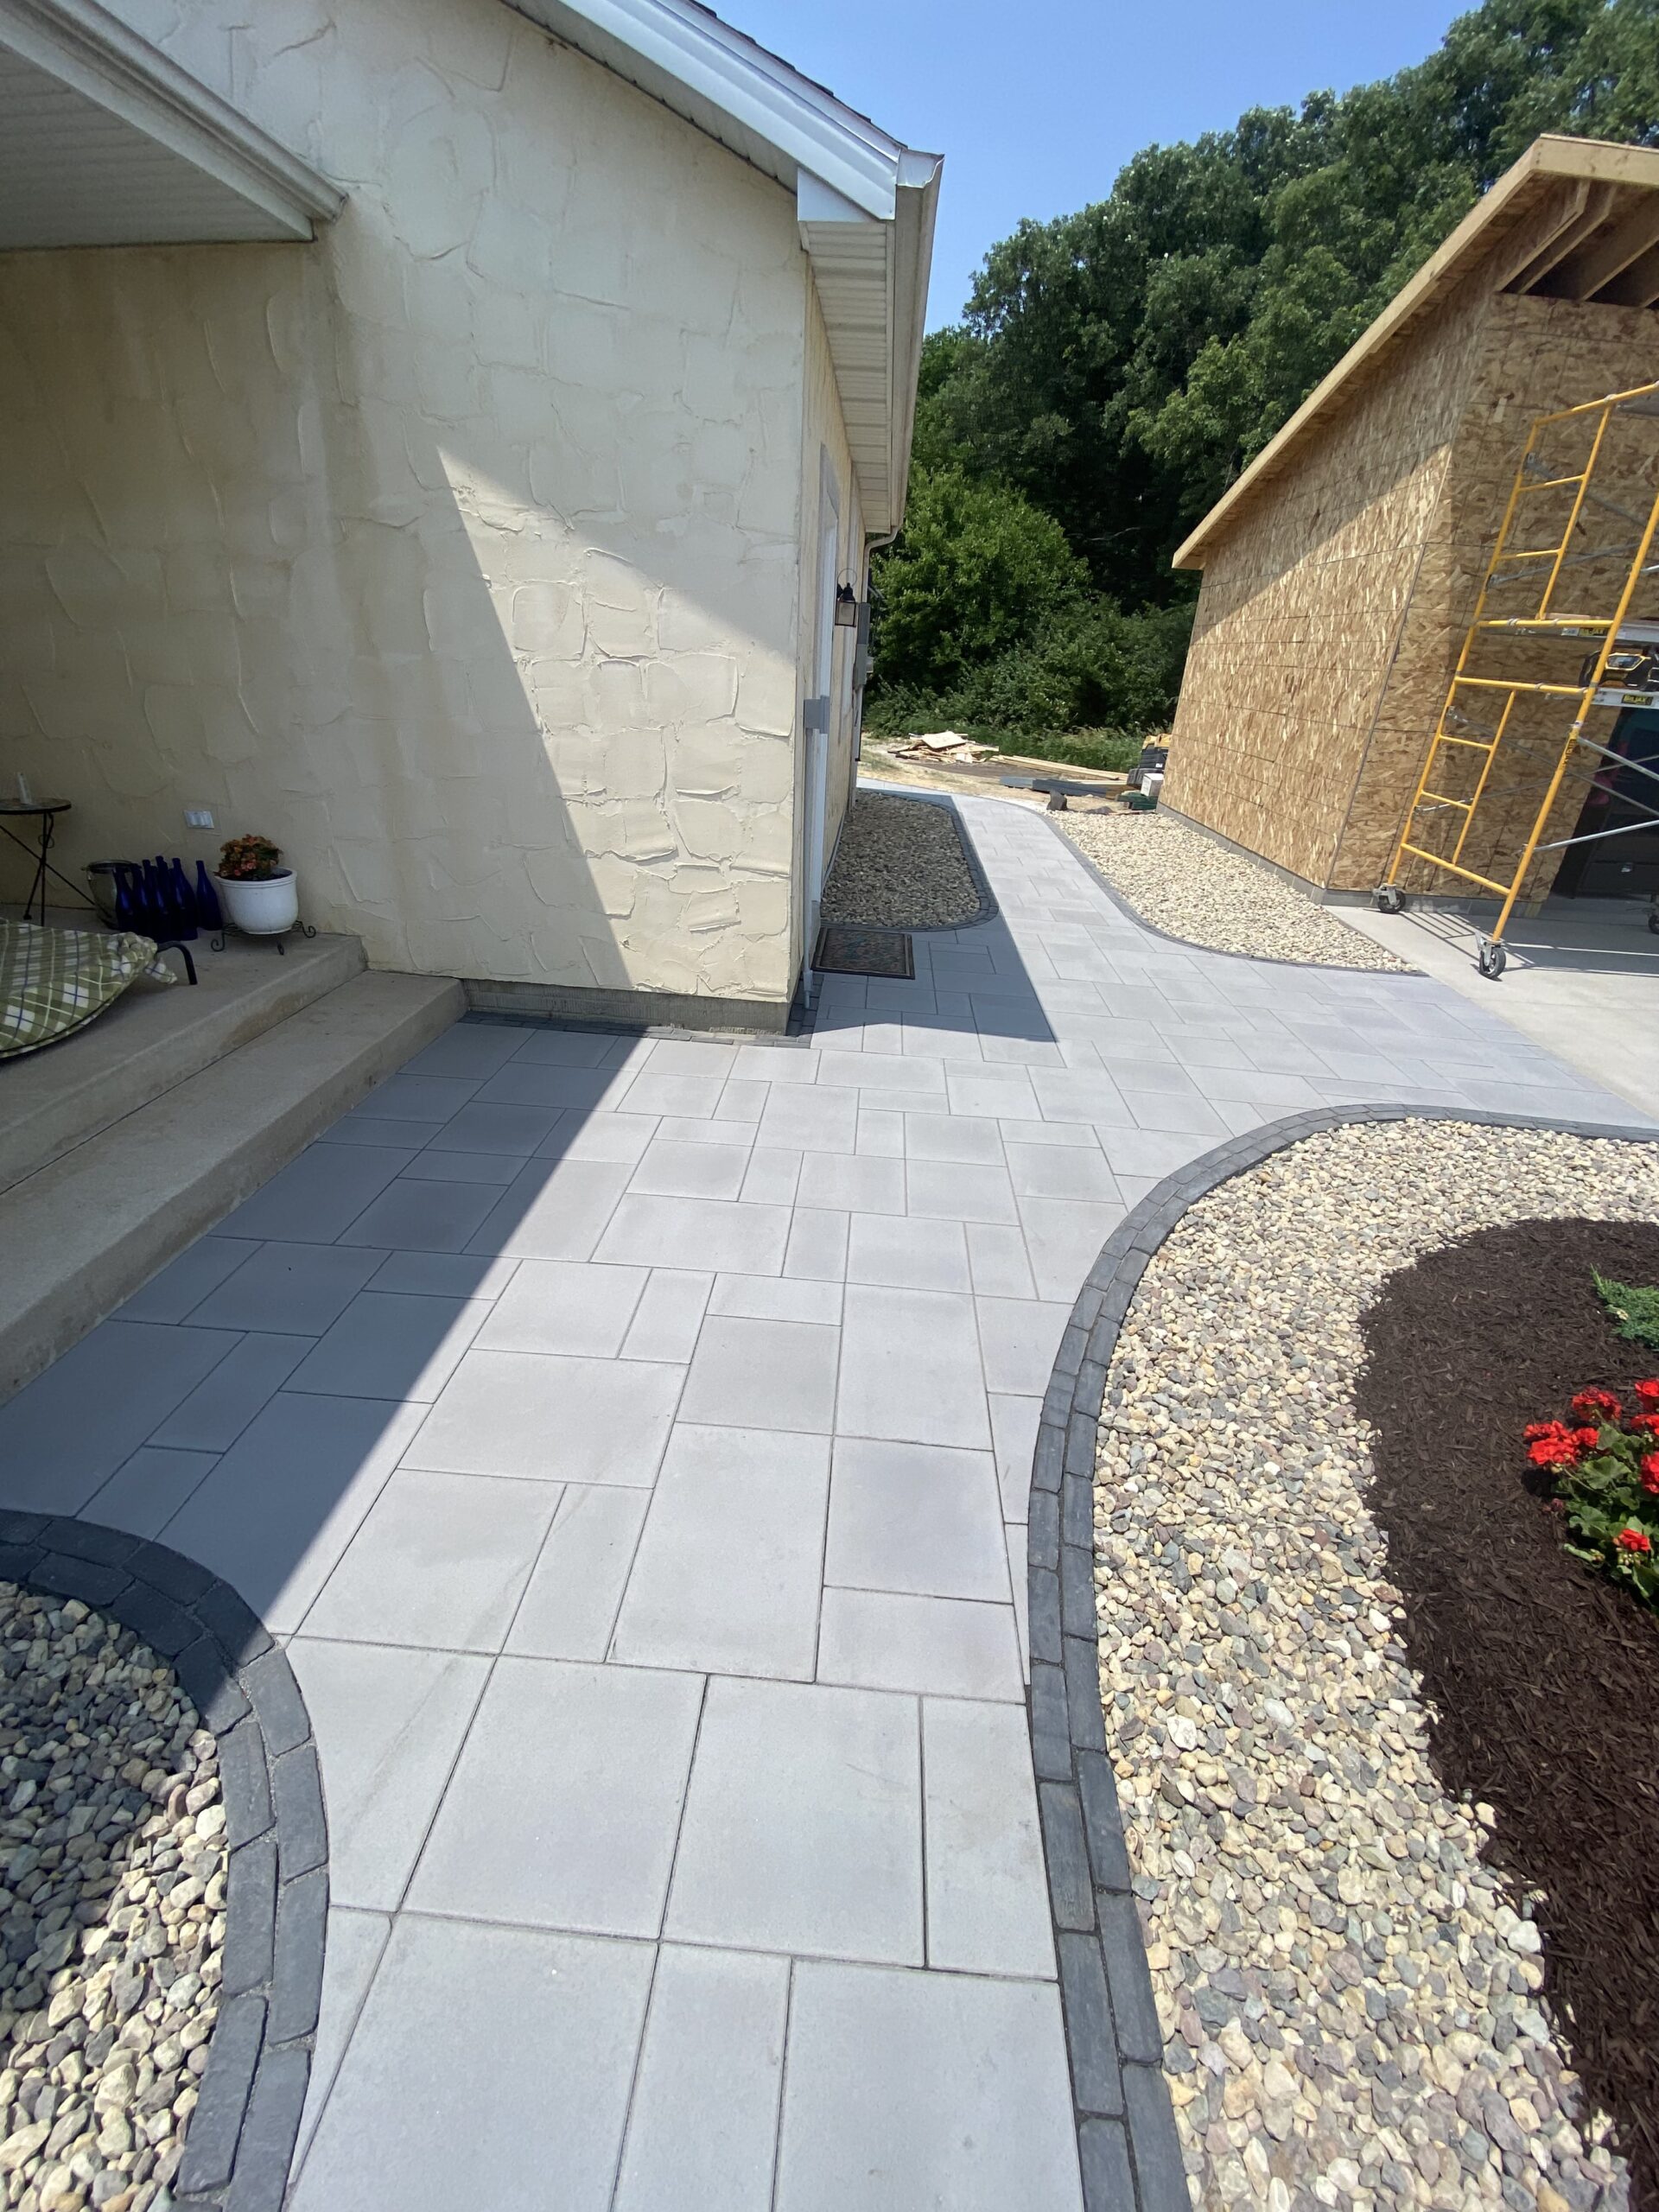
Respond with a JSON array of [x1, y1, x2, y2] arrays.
[[1475, 615, 1613, 631], [1516, 473, 1587, 493], [1395, 846, 1514, 896], [1429, 734, 1497, 751], [1449, 676, 1587, 697], [1416, 791, 1472, 811]]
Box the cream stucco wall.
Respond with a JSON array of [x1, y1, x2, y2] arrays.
[[786, 273, 863, 973], [0, 0, 836, 1007]]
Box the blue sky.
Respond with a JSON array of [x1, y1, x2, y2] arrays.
[[722, 0, 1468, 326]]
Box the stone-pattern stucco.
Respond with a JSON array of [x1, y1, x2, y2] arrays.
[[803, 277, 863, 875], [0, 0, 841, 1008]]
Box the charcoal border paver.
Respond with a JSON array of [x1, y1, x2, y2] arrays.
[[0, 1513, 324, 2212], [1027, 1102, 1659, 2212]]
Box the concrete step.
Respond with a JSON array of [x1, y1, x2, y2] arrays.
[[1, 930, 367, 1194], [0, 969, 462, 1402]]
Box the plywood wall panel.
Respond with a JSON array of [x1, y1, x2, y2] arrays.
[[1332, 291, 1659, 893], [1164, 276, 1491, 887]]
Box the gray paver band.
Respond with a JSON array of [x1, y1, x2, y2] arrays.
[[0, 1515, 321, 2212], [1027, 1101, 1659, 2212]]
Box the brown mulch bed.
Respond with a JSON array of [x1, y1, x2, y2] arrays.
[[1358, 1217, 1659, 2203]]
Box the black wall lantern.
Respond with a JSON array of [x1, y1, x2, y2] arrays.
[[834, 581, 860, 627]]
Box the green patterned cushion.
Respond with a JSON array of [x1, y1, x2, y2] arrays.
[[0, 921, 175, 1060]]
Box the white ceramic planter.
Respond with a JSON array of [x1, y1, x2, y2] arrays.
[[215, 869, 299, 936]]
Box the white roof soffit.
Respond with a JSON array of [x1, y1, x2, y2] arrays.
[[0, 0, 343, 250], [513, 0, 942, 537]]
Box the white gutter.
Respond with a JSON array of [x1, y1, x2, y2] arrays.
[[0, 0, 343, 243]]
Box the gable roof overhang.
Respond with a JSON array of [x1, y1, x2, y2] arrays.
[[511, 0, 942, 538], [0, 0, 343, 247], [1174, 136, 1659, 572]]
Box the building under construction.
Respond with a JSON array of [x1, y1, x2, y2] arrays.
[[1164, 136, 1659, 948]]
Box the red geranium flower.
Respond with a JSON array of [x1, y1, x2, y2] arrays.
[[1635, 1414, 1659, 1438], [1572, 1427, 1601, 1450], [1571, 1388, 1622, 1423], [1528, 1428, 1582, 1469], [1616, 1528, 1652, 1554], [1634, 1380, 1659, 1409], [1642, 1452, 1659, 1497]]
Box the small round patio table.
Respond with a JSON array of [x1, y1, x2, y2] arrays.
[[0, 798, 75, 925]]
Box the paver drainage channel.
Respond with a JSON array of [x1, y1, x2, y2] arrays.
[[0, 1518, 321, 2212], [1035, 1106, 1659, 2212]]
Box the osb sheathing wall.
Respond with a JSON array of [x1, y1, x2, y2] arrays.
[[1161, 276, 1492, 886], [1331, 290, 1659, 894]]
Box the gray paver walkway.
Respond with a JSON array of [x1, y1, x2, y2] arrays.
[[0, 792, 1649, 2209]]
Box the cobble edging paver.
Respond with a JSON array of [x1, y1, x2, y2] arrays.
[[1027, 1101, 1659, 2212], [1035, 808, 1421, 976], [0, 1511, 323, 2212]]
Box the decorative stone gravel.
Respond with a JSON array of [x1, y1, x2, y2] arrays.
[[1059, 809, 1413, 972], [0, 1586, 224, 2212], [1093, 1120, 1659, 2212], [819, 791, 988, 930]]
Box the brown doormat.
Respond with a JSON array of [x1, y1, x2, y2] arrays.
[[812, 925, 914, 979], [1357, 1216, 1659, 2201]]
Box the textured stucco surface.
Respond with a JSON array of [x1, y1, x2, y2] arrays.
[[0, 0, 836, 1006], [800, 277, 862, 919]]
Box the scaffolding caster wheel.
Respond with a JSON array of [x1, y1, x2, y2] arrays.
[[1373, 885, 1405, 916], [1476, 937, 1506, 980]]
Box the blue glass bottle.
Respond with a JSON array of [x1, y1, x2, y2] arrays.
[[139, 859, 167, 936], [167, 857, 199, 940], [112, 864, 137, 931], [193, 861, 223, 933]]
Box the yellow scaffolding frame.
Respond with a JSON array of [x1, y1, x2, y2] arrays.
[[1376, 377, 1659, 976]]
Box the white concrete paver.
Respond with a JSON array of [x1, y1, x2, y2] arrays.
[[0, 792, 1649, 2208]]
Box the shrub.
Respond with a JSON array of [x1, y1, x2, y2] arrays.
[[1594, 1270, 1659, 1351], [1525, 1380, 1659, 1606]]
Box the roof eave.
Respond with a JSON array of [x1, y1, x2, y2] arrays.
[[0, 0, 343, 246], [1173, 135, 1659, 570]]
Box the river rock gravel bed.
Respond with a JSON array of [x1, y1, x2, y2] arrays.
[[819, 791, 986, 930], [0, 1586, 225, 2212], [1060, 808, 1413, 972], [1094, 1120, 1659, 2212]]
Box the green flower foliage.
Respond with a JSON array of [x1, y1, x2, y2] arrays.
[[869, 0, 1659, 739], [1528, 1385, 1659, 1609], [1594, 1270, 1659, 1351]]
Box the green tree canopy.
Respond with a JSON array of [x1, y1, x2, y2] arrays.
[[868, 0, 1659, 741], [870, 467, 1087, 696]]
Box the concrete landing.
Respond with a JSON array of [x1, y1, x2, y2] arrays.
[[1343, 895, 1659, 1117], [0, 968, 461, 1401], [1, 925, 366, 1192]]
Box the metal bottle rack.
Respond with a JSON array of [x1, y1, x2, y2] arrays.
[[1375, 377, 1659, 977]]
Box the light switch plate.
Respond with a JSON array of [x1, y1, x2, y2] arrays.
[[185, 808, 215, 829]]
